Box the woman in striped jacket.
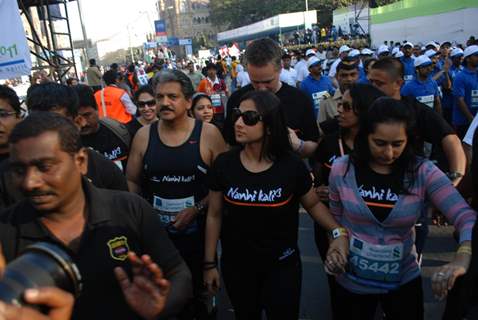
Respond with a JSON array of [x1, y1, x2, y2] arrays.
[[327, 97, 476, 320]]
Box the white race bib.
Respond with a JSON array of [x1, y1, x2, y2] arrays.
[[211, 94, 222, 107], [404, 75, 413, 81], [417, 95, 434, 108], [312, 91, 328, 113], [472, 90, 478, 109]]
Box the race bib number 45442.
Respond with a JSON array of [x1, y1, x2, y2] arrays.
[[346, 236, 404, 290]]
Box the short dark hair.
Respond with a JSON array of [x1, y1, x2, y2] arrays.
[[245, 38, 282, 70], [281, 53, 291, 60], [371, 57, 404, 80], [152, 70, 195, 99], [26, 83, 79, 118], [89, 59, 96, 66], [66, 78, 78, 86], [363, 58, 378, 74], [103, 70, 119, 86], [110, 63, 119, 70], [347, 83, 386, 118], [237, 90, 292, 160], [0, 85, 21, 114], [10, 111, 82, 155], [127, 64, 135, 73], [336, 61, 359, 74], [73, 84, 98, 110], [206, 63, 218, 70], [134, 85, 155, 102]]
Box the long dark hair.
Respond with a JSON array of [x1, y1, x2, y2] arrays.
[[350, 97, 419, 193], [237, 90, 293, 161], [340, 83, 386, 137]]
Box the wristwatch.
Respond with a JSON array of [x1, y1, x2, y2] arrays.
[[194, 202, 206, 215], [329, 227, 348, 240], [446, 171, 463, 181]]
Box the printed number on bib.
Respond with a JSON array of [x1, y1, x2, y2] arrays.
[[211, 94, 222, 107], [417, 95, 434, 108], [346, 236, 403, 290], [472, 90, 478, 109], [153, 195, 194, 224]]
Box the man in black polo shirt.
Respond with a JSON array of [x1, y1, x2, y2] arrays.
[[223, 38, 320, 157], [0, 112, 192, 320]]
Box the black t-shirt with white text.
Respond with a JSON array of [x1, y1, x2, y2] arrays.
[[315, 132, 351, 185], [81, 123, 129, 171], [208, 148, 312, 265], [355, 165, 400, 222]]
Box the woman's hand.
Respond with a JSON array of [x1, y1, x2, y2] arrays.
[[431, 253, 471, 300], [324, 236, 349, 275], [203, 268, 221, 295]]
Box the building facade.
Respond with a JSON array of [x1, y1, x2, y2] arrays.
[[156, 0, 217, 46]]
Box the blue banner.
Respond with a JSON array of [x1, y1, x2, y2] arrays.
[[154, 20, 167, 36]]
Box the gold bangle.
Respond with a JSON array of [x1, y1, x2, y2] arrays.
[[457, 246, 472, 255]]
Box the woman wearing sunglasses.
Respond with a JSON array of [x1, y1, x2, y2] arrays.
[[328, 97, 476, 320], [203, 90, 349, 320], [190, 93, 214, 123], [126, 85, 158, 137]]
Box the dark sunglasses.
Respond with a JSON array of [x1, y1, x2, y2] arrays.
[[231, 108, 263, 126], [137, 100, 156, 108]]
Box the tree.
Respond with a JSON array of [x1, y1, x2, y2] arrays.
[[210, 0, 400, 30]]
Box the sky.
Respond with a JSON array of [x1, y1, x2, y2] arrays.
[[67, 0, 158, 57]]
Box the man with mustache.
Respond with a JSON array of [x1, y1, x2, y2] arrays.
[[0, 112, 192, 320], [127, 70, 226, 319], [73, 84, 131, 172]]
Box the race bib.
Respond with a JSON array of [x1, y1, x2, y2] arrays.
[[312, 91, 328, 114], [347, 236, 403, 290], [211, 94, 222, 107], [404, 75, 413, 81], [153, 196, 198, 234], [472, 90, 478, 109], [417, 95, 434, 108]]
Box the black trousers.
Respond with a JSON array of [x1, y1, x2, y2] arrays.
[[334, 276, 424, 320], [221, 255, 302, 320]]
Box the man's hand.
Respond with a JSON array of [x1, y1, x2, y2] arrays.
[[115, 252, 170, 320], [0, 288, 74, 320], [172, 207, 198, 230], [324, 236, 349, 276]]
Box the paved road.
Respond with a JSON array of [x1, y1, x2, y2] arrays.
[[215, 214, 456, 320]]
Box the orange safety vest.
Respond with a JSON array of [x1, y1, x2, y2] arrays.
[[94, 86, 132, 124], [128, 73, 138, 92]]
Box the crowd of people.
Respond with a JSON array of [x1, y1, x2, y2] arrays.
[[0, 33, 477, 320]]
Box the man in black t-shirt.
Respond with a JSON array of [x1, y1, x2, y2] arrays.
[[1, 112, 192, 320], [223, 38, 320, 157], [368, 57, 465, 182], [74, 85, 130, 171]]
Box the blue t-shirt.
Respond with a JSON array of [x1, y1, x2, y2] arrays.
[[358, 66, 369, 84], [300, 74, 335, 119], [400, 56, 415, 82], [452, 68, 478, 126], [442, 65, 463, 110], [401, 77, 439, 109]]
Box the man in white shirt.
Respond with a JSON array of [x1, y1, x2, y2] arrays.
[[280, 53, 298, 87], [328, 45, 350, 77]]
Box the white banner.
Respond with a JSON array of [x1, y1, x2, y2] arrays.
[[0, 0, 32, 80]]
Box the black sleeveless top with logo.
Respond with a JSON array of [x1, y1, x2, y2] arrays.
[[208, 148, 312, 265], [142, 120, 209, 236]]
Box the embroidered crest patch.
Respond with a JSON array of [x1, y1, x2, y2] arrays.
[[107, 236, 130, 261]]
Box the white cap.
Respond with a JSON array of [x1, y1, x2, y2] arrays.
[[378, 45, 390, 55], [426, 41, 440, 50], [339, 45, 351, 54], [307, 56, 322, 69], [403, 42, 414, 48], [414, 55, 433, 68], [348, 49, 360, 58], [394, 51, 404, 58], [361, 48, 373, 55], [425, 49, 438, 58], [450, 48, 464, 58], [391, 47, 400, 55], [464, 45, 478, 58], [305, 49, 316, 57]]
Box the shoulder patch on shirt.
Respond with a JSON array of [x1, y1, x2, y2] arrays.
[[107, 236, 130, 261]]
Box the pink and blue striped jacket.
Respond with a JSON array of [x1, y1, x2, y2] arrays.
[[329, 155, 476, 294]]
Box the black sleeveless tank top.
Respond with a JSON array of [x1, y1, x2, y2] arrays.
[[142, 120, 209, 235]]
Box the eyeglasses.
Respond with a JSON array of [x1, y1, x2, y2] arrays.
[[137, 100, 156, 108], [231, 108, 263, 126], [0, 110, 18, 118]]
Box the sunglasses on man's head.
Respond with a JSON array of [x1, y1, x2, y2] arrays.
[[231, 108, 263, 126], [137, 100, 156, 108]]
